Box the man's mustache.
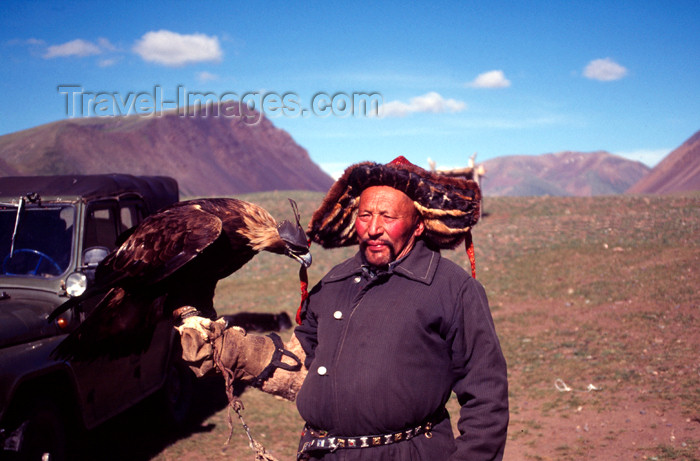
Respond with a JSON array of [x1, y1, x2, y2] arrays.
[[360, 238, 393, 248]]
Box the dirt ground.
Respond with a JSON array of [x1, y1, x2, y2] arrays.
[[82, 194, 700, 460], [493, 299, 699, 460], [86, 298, 699, 461]]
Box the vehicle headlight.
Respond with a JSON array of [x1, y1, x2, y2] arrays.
[[65, 272, 88, 297]]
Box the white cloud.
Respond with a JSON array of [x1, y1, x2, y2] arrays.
[[98, 57, 119, 67], [319, 162, 352, 180], [467, 70, 511, 88], [197, 71, 219, 82], [25, 38, 46, 46], [380, 92, 467, 118], [5, 38, 45, 49], [583, 58, 628, 81], [44, 39, 104, 58], [133, 30, 222, 67], [613, 148, 669, 167], [96, 37, 117, 52]]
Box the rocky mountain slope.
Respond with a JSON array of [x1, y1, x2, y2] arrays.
[[480, 151, 650, 196], [0, 103, 333, 197], [626, 129, 700, 194]]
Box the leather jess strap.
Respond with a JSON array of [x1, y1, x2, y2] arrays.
[[251, 332, 302, 387]]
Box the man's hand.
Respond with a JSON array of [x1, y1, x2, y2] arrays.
[[173, 306, 307, 400], [176, 315, 231, 341], [175, 312, 275, 382]]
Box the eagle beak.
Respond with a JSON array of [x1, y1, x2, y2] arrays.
[[290, 251, 312, 268], [279, 200, 311, 268]]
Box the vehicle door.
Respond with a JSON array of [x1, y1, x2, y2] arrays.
[[71, 198, 169, 427], [118, 197, 172, 396]]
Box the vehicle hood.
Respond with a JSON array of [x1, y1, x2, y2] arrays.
[[0, 297, 60, 349]]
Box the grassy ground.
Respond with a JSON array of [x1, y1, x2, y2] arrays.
[[86, 191, 700, 460]]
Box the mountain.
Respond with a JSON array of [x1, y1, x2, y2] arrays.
[[626, 130, 700, 194], [0, 103, 334, 197], [480, 151, 650, 196]]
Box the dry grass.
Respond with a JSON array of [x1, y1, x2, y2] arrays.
[[87, 192, 700, 461]]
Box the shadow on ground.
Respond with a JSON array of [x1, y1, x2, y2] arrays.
[[75, 313, 293, 460], [79, 375, 242, 460]]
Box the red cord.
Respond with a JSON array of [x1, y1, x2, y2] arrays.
[[296, 265, 309, 325], [466, 240, 476, 279]]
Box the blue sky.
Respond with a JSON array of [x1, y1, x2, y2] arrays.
[[1, 1, 698, 178]]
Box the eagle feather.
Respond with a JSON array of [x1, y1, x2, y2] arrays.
[[49, 197, 310, 361]]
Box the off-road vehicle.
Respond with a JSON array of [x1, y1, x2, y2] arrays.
[[0, 174, 193, 460]]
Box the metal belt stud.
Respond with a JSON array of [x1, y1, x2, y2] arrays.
[[424, 422, 433, 439]]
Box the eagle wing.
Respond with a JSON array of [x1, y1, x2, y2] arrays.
[[49, 203, 225, 360], [99, 202, 224, 287]]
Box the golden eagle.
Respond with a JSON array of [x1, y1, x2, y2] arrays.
[[49, 197, 311, 361]]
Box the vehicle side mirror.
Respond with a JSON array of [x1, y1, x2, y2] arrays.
[[82, 246, 109, 284], [83, 246, 109, 268]]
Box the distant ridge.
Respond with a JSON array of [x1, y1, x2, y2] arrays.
[[0, 102, 334, 197], [626, 130, 700, 194], [481, 151, 650, 196]]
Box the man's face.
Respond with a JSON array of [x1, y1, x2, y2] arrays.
[[355, 186, 424, 268]]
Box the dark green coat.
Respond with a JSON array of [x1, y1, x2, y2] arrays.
[[295, 241, 508, 460]]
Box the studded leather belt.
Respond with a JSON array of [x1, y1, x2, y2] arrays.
[[297, 419, 437, 459]]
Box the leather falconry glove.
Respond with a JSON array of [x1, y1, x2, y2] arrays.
[[175, 307, 306, 400]]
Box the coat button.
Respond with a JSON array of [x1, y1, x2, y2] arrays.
[[353, 276, 361, 283], [333, 310, 343, 320], [317, 366, 328, 375]]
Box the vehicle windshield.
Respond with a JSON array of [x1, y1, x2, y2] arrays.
[[0, 203, 75, 277]]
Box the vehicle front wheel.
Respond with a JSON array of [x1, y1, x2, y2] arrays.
[[157, 358, 195, 428], [5, 399, 69, 461]]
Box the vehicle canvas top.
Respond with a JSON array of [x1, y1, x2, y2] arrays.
[[0, 174, 178, 212]]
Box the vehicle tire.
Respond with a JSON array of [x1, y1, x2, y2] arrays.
[[157, 357, 195, 428], [6, 400, 69, 461]]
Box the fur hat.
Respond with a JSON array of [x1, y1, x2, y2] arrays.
[[307, 156, 481, 250]]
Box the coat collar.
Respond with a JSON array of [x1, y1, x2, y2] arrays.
[[324, 240, 439, 286]]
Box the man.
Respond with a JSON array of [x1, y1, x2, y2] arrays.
[[178, 157, 509, 460]]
